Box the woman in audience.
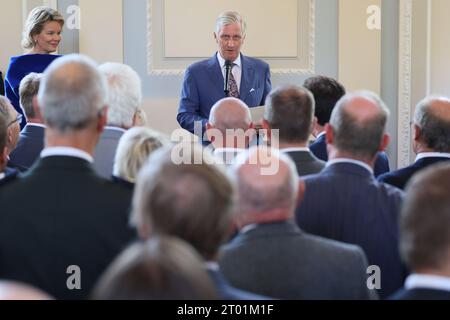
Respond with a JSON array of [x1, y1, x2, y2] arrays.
[[113, 127, 168, 186], [4, 6, 64, 129], [91, 236, 219, 300]]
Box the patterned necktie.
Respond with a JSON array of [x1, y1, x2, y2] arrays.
[[228, 64, 240, 98]]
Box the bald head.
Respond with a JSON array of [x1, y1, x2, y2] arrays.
[[38, 54, 107, 132], [329, 91, 390, 160], [209, 98, 252, 131], [0, 281, 52, 300], [413, 96, 450, 153], [230, 147, 299, 226]]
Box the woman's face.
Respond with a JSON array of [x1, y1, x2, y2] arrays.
[[33, 21, 62, 54]]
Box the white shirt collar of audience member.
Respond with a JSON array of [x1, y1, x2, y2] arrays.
[[41, 147, 94, 163], [416, 152, 450, 162], [406, 274, 450, 292]]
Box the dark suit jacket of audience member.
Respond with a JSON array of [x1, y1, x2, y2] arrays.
[[0, 156, 135, 299], [0, 168, 18, 186], [390, 288, 450, 300], [378, 157, 450, 190], [93, 127, 125, 179], [9, 124, 45, 170], [295, 162, 405, 298], [207, 268, 269, 300], [309, 134, 391, 177], [219, 221, 375, 300], [283, 149, 326, 176]]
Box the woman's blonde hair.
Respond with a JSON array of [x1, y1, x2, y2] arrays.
[[22, 6, 65, 50], [114, 127, 169, 183]]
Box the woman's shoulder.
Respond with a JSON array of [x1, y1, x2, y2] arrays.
[[6, 54, 62, 77], [9, 53, 62, 65]]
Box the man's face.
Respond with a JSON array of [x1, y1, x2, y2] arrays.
[[214, 23, 245, 62]]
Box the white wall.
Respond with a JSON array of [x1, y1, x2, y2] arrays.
[[0, 0, 23, 74]]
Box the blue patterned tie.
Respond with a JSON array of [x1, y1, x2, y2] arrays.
[[228, 64, 240, 98]]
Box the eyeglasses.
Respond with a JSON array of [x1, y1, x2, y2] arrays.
[[7, 113, 23, 128]]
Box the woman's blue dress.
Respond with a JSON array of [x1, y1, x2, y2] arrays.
[[4, 54, 61, 129]]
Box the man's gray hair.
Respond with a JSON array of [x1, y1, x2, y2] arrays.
[[37, 54, 107, 132], [230, 147, 299, 215], [413, 96, 450, 152], [99, 63, 142, 128], [215, 11, 247, 37], [330, 91, 390, 159], [19, 73, 42, 119]]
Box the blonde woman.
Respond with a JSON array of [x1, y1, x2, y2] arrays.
[[113, 127, 168, 186], [5, 6, 64, 129]]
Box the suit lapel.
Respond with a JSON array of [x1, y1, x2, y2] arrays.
[[240, 55, 254, 103], [206, 54, 227, 99]]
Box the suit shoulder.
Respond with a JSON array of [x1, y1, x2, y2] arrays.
[[243, 55, 270, 69], [303, 232, 364, 256], [186, 58, 213, 72]]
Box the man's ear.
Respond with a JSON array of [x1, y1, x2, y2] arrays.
[[97, 107, 108, 133], [0, 146, 8, 170], [379, 133, 390, 152], [325, 123, 334, 145], [296, 179, 306, 208], [213, 32, 218, 43], [413, 124, 421, 142], [32, 96, 43, 122], [205, 122, 214, 142]]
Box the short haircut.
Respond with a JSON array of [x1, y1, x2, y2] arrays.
[[92, 237, 218, 300], [113, 127, 168, 183], [400, 163, 450, 271], [132, 144, 234, 261], [330, 91, 390, 159], [265, 86, 315, 143], [215, 11, 247, 37], [230, 147, 299, 215], [22, 6, 64, 50], [99, 63, 142, 128], [19, 73, 42, 119], [413, 96, 450, 152], [0, 98, 9, 153], [38, 54, 107, 132], [303, 76, 346, 126]]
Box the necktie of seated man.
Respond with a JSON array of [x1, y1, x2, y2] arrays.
[[228, 64, 240, 99]]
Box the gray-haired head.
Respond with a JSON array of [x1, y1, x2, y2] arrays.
[[265, 86, 315, 144], [22, 6, 64, 50], [99, 63, 142, 129], [131, 144, 234, 261], [215, 11, 247, 38], [329, 91, 390, 159], [413, 96, 450, 153], [37, 54, 107, 132], [400, 163, 450, 273], [229, 146, 299, 226], [19, 73, 42, 119]]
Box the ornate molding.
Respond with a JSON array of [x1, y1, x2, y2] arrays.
[[147, 0, 316, 76], [397, 0, 413, 168]]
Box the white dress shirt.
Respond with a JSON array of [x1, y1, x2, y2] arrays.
[[41, 147, 94, 163], [217, 52, 242, 93]]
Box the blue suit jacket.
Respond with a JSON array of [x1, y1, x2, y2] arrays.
[[309, 134, 391, 177], [378, 156, 450, 190], [9, 124, 45, 171], [177, 54, 272, 133], [390, 288, 450, 300], [295, 162, 406, 298]]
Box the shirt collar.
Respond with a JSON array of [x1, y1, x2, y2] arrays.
[[26, 123, 46, 129], [0, 172, 5, 180], [316, 131, 326, 139], [217, 52, 241, 69], [281, 147, 310, 153], [405, 274, 450, 292], [416, 152, 450, 162], [105, 126, 127, 133], [205, 262, 220, 272], [41, 147, 94, 163], [327, 158, 374, 175]]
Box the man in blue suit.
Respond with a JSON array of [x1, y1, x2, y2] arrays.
[[378, 96, 450, 190], [295, 91, 406, 299], [304, 76, 390, 177], [177, 11, 271, 135]]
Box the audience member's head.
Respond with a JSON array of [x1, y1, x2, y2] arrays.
[[0, 281, 53, 300], [92, 236, 218, 300], [326, 91, 390, 164], [0, 96, 21, 154], [19, 72, 43, 123], [412, 96, 450, 154], [206, 97, 253, 149], [264, 86, 315, 147], [229, 146, 300, 228], [303, 76, 346, 136], [132, 144, 234, 261], [400, 163, 450, 276], [113, 127, 168, 183], [0, 107, 8, 173], [37, 54, 107, 153], [99, 63, 142, 129]]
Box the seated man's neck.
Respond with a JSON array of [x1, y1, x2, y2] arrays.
[[329, 148, 376, 168], [279, 141, 308, 150], [45, 129, 99, 157]]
